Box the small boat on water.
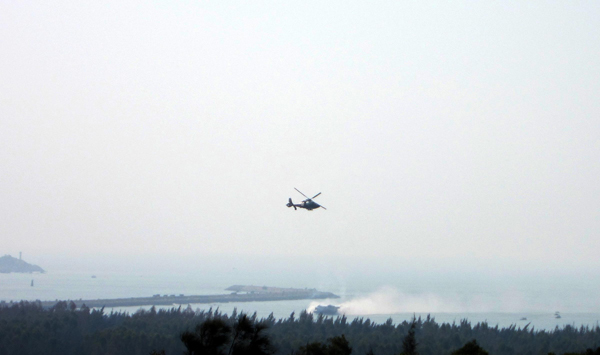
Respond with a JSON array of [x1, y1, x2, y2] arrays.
[[554, 311, 561, 319], [313, 305, 340, 315]]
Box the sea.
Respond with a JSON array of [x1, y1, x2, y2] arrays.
[[1, 254, 599, 332]]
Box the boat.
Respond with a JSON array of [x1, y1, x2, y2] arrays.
[[313, 305, 340, 315]]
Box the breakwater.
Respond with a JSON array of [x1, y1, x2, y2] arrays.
[[36, 285, 339, 309]]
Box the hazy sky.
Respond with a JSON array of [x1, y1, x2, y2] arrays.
[[1, 2, 599, 273]]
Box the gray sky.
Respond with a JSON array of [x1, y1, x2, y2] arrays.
[[1, 1, 599, 272]]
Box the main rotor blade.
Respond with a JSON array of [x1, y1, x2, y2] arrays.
[[319, 204, 327, 210], [294, 188, 310, 200], [311, 192, 321, 199]]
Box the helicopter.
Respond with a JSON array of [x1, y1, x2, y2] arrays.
[[286, 188, 327, 211]]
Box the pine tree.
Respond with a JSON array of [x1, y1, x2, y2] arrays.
[[401, 317, 418, 355]]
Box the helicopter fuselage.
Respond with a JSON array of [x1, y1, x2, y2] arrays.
[[299, 200, 321, 210]]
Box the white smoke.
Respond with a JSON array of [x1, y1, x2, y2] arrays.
[[308, 286, 536, 315], [338, 287, 461, 314]]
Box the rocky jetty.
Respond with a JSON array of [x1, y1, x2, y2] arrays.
[[38, 285, 339, 309], [0, 255, 44, 274]]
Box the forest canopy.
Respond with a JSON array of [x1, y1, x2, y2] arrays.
[[1, 301, 599, 355]]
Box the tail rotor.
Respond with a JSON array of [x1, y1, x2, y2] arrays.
[[286, 198, 297, 210]]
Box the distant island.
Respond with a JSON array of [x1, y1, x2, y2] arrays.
[[0, 255, 44, 274]]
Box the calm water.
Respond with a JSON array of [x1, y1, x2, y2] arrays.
[[1, 256, 599, 331]]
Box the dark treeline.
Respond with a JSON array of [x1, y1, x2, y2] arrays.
[[1, 301, 599, 355]]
